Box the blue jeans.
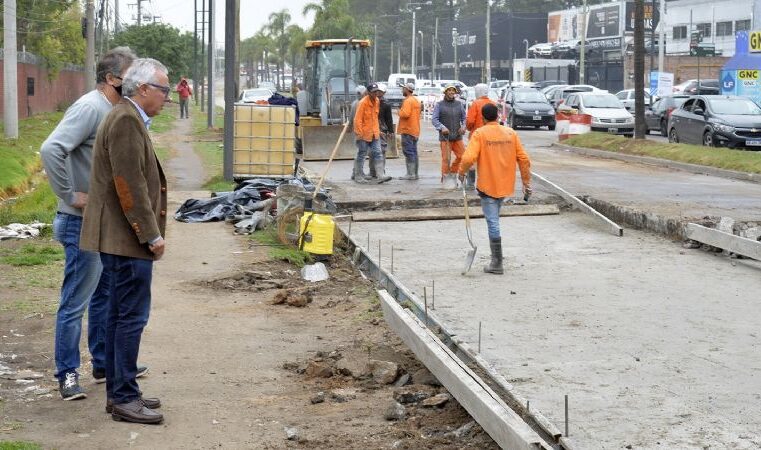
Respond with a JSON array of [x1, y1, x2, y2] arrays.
[[401, 134, 418, 159], [52, 212, 108, 380], [479, 193, 505, 240], [356, 138, 383, 165], [100, 253, 153, 404]]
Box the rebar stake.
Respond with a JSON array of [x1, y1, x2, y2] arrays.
[[378, 240, 382, 267], [367, 232, 370, 251], [391, 245, 395, 273], [565, 394, 569, 437], [527, 400, 530, 414], [424, 290, 429, 327], [348, 217, 353, 240], [478, 321, 482, 353], [431, 280, 435, 309]]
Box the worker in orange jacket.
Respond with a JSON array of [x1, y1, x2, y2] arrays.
[[353, 82, 391, 184], [397, 83, 422, 180], [458, 103, 531, 275], [463, 83, 495, 190]]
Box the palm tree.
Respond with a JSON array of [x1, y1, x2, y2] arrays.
[[252, 30, 274, 85], [267, 10, 292, 91], [286, 24, 307, 87], [302, 0, 357, 40]]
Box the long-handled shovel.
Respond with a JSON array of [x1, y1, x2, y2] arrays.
[[461, 183, 477, 275]]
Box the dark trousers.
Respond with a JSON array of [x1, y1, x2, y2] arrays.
[[100, 253, 153, 404]]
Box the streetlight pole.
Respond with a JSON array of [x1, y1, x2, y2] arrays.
[[486, 0, 491, 82], [373, 24, 378, 80], [580, 0, 587, 84], [419, 30, 424, 78], [412, 10, 416, 75], [452, 27, 459, 81]]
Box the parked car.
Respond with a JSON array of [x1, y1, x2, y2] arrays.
[[535, 80, 567, 90], [541, 84, 569, 100], [683, 79, 720, 95], [667, 95, 761, 148], [431, 80, 468, 91], [615, 89, 652, 112], [644, 94, 690, 136], [528, 42, 553, 58], [502, 88, 556, 130], [548, 84, 598, 110], [551, 40, 579, 59], [561, 92, 634, 136], [489, 80, 510, 90], [415, 86, 443, 104], [238, 88, 274, 103]]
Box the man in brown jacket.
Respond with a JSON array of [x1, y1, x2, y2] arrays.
[[80, 58, 169, 424]]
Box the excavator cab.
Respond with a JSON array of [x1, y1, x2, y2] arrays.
[[297, 39, 373, 160]]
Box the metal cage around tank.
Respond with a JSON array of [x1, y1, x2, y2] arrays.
[[233, 103, 297, 180]]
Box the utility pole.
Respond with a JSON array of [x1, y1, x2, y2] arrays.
[[649, 0, 655, 73], [223, 0, 236, 181], [194, 0, 198, 106], [634, 0, 646, 138], [114, 0, 120, 33], [433, 17, 438, 80], [452, 27, 459, 81], [86, 0, 96, 91], [200, 0, 207, 110], [373, 24, 378, 80], [207, 0, 214, 129], [486, 0, 491, 83], [658, 0, 665, 73], [419, 30, 424, 78], [137, 0, 142, 26], [580, 0, 587, 83], [412, 10, 417, 76], [390, 41, 394, 76], [3, 0, 18, 138]]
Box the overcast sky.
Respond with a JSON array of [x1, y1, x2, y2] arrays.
[[114, 0, 315, 41]]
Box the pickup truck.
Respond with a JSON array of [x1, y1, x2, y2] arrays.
[[384, 85, 405, 108]]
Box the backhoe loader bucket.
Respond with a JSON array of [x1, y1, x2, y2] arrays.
[[301, 123, 357, 161]]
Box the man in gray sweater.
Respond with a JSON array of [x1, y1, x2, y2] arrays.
[[40, 47, 149, 401]]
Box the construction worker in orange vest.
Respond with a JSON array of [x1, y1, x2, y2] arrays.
[[397, 83, 422, 180], [458, 103, 531, 275], [463, 83, 496, 190]]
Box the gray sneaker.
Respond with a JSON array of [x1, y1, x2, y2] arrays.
[[59, 372, 87, 401]]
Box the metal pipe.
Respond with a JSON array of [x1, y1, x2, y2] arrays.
[[565, 394, 569, 436]]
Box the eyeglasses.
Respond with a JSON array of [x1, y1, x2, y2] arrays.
[[145, 83, 170, 97]]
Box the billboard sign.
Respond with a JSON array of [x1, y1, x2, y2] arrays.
[[625, 2, 660, 32], [587, 5, 620, 39]]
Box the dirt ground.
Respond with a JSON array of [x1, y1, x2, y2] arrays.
[[0, 117, 497, 449]]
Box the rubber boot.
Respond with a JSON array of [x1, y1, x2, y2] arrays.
[[370, 158, 392, 184], [484, 238, 504, 274], [412, 159, 419, 180], [352, 159, 369, 184], [399, 158, 416, 180], [465, 169, 476, 190]]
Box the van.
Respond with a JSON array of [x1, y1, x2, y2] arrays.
[[388, 73, 417, 88]]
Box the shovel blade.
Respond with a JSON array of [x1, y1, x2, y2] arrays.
[[461, 247, 477, 275]]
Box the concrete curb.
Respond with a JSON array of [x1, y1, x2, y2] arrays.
[[553, 142, 761, 185]]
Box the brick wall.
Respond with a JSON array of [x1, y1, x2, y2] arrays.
[[0, 60, 86, 119], [623, 55, 730, 89]]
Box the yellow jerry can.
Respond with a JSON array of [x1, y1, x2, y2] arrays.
[[299, 212, 334, 255]]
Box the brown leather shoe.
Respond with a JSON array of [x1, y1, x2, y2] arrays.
[[106, 397, 161, 414], [111, 399, 163, 424]]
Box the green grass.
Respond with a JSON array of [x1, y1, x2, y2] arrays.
[[0, 442, 41, 450], [563, 132, 761, 174], [0, 181, 57, 228], [203, 175, 235, 193], [0, 242, 64, 266], [0, 112, 64, 196], [251, 227, 312, 267]]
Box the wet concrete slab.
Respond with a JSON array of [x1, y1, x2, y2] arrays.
[[345, 213, 761, 449]]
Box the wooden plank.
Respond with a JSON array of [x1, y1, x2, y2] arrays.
[[379, 290, 550, 450], [686, 223, 761, 260], [531, 171, 624, 237], [352, 204, 560, 222]]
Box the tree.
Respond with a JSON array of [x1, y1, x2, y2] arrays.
[[267, 10, 292, 90], [286, 25, 307, 85], [3, 1, 86, 76], [303, 0, 361, 40], [111, 24, 197, 83]]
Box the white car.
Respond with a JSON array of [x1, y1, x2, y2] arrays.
[[528, 42, 553, 58], [238, 88, 274, 103], [561, 92, 634, 136], [431, 80, 468, 91], [615, 89, 652, 112], [672, 79, 697, 94], [489, 80, 510, 90]]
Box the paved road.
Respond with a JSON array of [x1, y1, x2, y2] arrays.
[[305, 118, 761, 222]]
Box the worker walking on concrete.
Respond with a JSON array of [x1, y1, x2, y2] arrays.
[[349, 85, 367, 181], [458, 103, 531, 274], [463, 83, 496, 190], [397, 83, 421, 180], [353, 82, 391, 184], [432, 85, 467, 189]]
